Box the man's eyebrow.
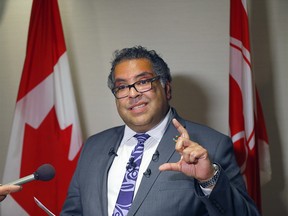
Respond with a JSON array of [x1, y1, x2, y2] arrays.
[[135, 71, 154, 78], [114, 71, 154, 83]]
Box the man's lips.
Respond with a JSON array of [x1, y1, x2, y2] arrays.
[[129, 103, 147, 110]]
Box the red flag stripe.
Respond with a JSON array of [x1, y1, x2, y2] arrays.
[[2, 0, 82, 215], [17, 0, 66, 101], [230, 39, 252, 69], [230, 0, 250, 51], [229, 0, 271, 211]]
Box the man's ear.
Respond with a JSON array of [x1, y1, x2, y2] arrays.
[[165, 82, 172, 100]]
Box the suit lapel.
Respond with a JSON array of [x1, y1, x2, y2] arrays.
[[128, 110, 186, 215], [100, 126, 124, 216]]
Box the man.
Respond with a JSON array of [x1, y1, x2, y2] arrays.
[[61, 46, 260, 215], [0, 184, 22, 202]]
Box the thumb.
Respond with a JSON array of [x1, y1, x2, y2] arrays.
[[159, 162, 180, 172]]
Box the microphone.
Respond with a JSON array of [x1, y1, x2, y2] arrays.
[[6, 164, 55, 186], [152, 150, 159, 162], [143, 168, 151, 178], [108, 147, 118, 156], [126, 158, 136, 170]]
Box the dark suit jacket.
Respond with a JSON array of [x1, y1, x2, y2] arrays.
[[61, 108, 260, 216]]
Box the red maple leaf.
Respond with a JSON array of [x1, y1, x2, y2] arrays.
[[12, 107, 81, 215]]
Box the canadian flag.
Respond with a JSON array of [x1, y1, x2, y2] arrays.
[[1, 0, 82, 215], [229, 0, 272, 211]]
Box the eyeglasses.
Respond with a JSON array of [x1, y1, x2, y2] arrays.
[[112, 76, 161, 99]]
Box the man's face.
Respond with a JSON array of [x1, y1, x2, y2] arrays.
[[114, 58, 171, 133]]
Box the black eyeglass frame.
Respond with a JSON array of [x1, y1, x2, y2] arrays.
[[112, 76, 161, 99]]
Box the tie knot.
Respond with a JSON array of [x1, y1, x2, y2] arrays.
[[134, 133, 150, 144]]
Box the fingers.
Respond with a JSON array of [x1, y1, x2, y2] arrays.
[[159, 118, 211, 178], [9, 185, 22, 193], [172, 118, 208, 163], [0, 184, 22, 202], [172, 118, 191, 152], [172, 119, 189, 139], [0, 184, 22, 196], [159, 162, 180, 172], [181, 145, 208, 164]]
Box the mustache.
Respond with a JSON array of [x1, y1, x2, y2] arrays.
[[127, 96, 149, 109]]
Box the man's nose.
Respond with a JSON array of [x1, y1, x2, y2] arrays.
[[128, 85, 140, 97]]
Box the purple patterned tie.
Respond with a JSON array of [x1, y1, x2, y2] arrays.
[[112, 133, 150, 216]]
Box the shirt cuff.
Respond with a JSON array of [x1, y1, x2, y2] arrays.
[[200, 186, 213, 196]]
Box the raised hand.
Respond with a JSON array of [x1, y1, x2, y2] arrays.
[[159, 118, 215, 182]]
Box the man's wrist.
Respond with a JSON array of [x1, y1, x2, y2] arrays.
[[198, 163, 220, 188]]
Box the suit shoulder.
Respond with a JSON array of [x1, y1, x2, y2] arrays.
[[86, 125, 124, 143], [184, 120, 230, 140]]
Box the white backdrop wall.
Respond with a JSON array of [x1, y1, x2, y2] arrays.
[[0, 0, 287, 215]]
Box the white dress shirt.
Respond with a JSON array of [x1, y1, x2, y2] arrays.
[[107, 108, 212, 215], [107, 109, 172, 216]]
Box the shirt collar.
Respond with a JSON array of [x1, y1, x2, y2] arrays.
[[122, 108, 173, 143]]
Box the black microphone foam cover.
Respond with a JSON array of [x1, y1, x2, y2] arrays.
[[34, 164, 55, 181]]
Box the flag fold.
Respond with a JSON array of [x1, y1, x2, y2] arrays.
[[229, 0, 271, 211], [2, 0, 82, 215]]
